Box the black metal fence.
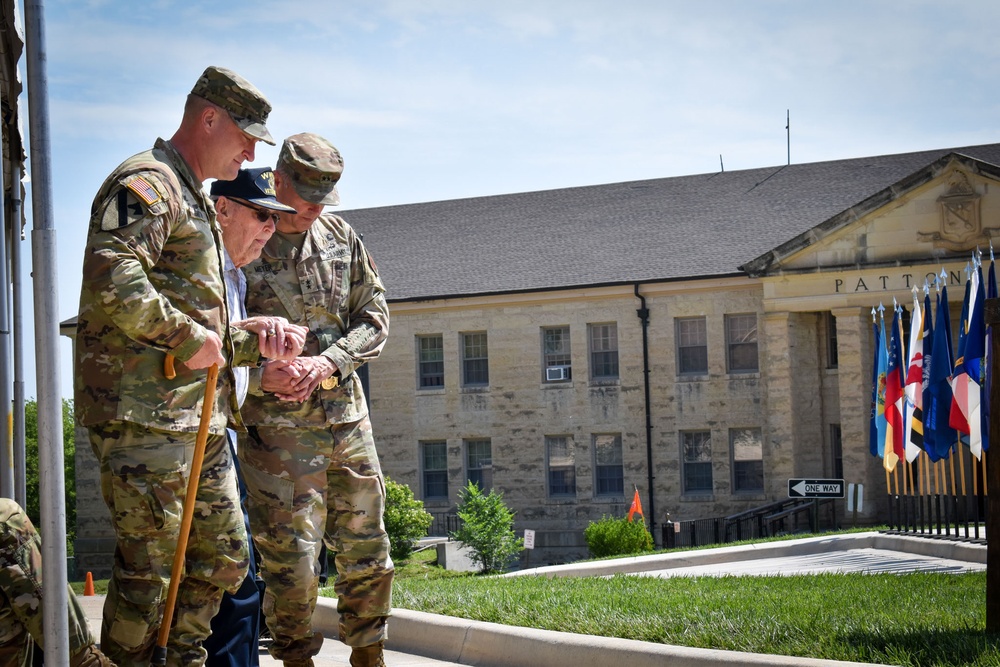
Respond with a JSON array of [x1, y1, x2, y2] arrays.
[[428, 510, 459, 537], [884, 490, 987, 543], [661, 497, 837, 549]]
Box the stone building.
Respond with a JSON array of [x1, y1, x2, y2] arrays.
[[70, 142, 1000, 574]]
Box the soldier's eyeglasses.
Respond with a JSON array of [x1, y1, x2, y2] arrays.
[[231, 198, 280, 224]]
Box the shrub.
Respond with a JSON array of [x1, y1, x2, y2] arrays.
[[584, 515, 654, 558], [451, 481, 523, 574], [384, 476, 433, 562]]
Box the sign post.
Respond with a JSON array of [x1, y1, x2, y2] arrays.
[[523, 529, 535, 569], [788, 478, 846, 499]]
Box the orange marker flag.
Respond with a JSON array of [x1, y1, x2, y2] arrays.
[[627, 486, 644, 522]]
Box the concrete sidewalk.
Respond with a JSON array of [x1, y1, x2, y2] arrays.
[[79, 532, 984, 666]]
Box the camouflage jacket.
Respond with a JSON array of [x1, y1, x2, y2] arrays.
[[75, 138, 260, 433], [241, 212, 389, 427]]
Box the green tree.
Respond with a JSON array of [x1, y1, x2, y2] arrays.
[[383, 476, 433, 562], [25, 398, 77, 554], [450, 481, 523, 574]]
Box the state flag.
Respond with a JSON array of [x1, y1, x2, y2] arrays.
[[884, 306, 906, 471], [925, 284, 956, 462]]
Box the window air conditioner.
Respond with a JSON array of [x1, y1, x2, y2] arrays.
[[546, 365, 571, 381]]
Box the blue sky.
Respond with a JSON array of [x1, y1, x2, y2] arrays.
[[21, 0, 1000, 399]]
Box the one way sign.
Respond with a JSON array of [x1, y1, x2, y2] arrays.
[[788, 478, 845, 498]]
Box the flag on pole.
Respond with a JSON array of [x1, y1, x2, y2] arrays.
[[985, 251, 997, 453], [875, 306, 889, 459], [627, 486, 644, 522], [869, 308, 882, 458], [964, 262, 986, 458], [919, 289, 936, 457], [925, 280, 956, 462], [949, 272, 972, 435], [884, 304, 906, 471], [903, 289, 925, 462]]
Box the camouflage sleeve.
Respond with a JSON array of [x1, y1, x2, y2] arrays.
[[319, 233, 389, 376], [81, 170, 209, 362], [229, 326, 262, 367]]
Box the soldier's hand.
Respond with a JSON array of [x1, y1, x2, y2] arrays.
[[184, 332, 225, 370], [262, 356, 335, 402], [285, 356, 337, 402], [238, 316, 308, 360]]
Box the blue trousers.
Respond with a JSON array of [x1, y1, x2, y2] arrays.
[[205, 431, 262, 667]]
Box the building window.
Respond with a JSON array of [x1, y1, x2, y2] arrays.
[[676, 317, 708, 375], [546, 435, 576, 497], [461, 332, 489, 386], [681, 431, 713, 494], [417, 335, 444, 388], [589, 323, 619, 380], [726, 314, 759, 373], [730, 428, 764, 493], [421, 441, 448, 500], [826, 313, 839, 369], [542, 326, 572, 382], [593, 433, 624, 496], [830, 424, 843, 479], [465, 439, 493, 491]]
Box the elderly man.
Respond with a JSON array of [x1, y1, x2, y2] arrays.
[[240, 133, 392, 667], [204, 167, 306, 667], [75, 67, 300, 666]]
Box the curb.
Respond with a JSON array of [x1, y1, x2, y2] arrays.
[[309, 531, 985, 667], [314, 600, 887, 667], [501, 531, 985, 579]]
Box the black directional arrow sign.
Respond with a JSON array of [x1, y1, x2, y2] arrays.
[[788, 478, 845, 498]]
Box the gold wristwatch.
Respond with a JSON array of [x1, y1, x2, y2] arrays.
[[321, 374, 339, 390]]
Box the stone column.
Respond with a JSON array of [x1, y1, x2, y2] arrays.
[[832, 306, 883, 521], [762, 311, 824, 495]]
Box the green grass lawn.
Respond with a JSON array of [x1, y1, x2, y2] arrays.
[[80, 538, 998, 666], [379, 539, 998, 667], [392, 569, 995, 667]]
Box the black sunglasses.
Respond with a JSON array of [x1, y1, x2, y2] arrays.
[[231, 198, 280, 224]]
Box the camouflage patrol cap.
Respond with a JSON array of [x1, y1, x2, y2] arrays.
[[191, 66, 275, 145], [276, 132, 343, 206]]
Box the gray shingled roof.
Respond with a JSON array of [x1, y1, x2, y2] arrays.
[[342, 144, 1000, 302]]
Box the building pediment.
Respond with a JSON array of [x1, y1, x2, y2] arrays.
[[740, 153, 1000, 278]]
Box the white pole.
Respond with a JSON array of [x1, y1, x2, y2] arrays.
[[0, 122, 10, 500], [23, 0, 70, 664], [11, 161, 25, 508]]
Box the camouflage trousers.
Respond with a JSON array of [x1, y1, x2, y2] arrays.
[[88, 420, 249, 667], [0, 498, 95, 667], [240, 415, 394, 663]]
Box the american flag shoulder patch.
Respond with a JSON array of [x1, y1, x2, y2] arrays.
[[125, 175, 162, 206]]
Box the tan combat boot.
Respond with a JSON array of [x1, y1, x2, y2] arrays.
[[70, 644, 116, 667], [349, 641, 386, 667], [282, 661, 314, 667]]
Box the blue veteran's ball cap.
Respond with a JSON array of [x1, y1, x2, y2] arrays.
[[211, 168, 297, 212]]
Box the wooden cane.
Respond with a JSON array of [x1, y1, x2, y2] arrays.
[[152, 362, 218, 665], [164, 354, 177, 380]]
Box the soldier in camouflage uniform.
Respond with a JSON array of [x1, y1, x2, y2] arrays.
[[0, 499, 115, 666], [75, 66, 299, 667], [240, 133, 393, 667]]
